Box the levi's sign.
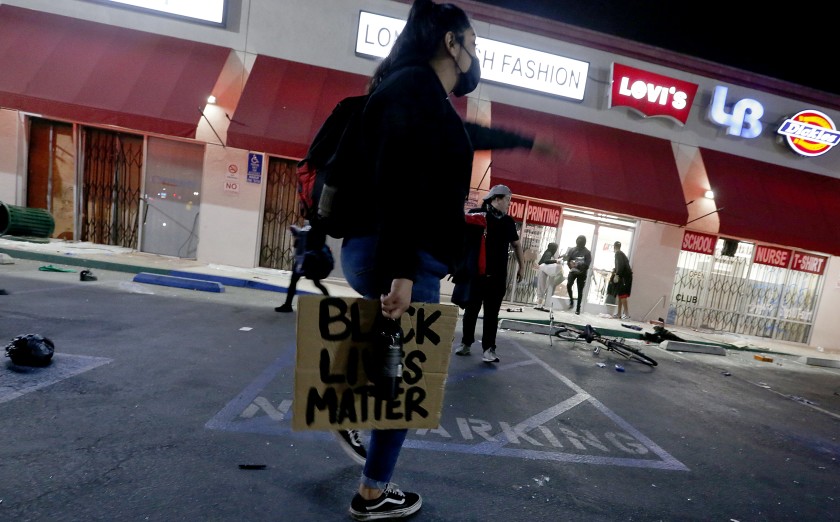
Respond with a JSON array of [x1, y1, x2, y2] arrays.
[[777, 110, 839, 157], [681, 230, 717, 255], [356, 11, 589, 100], [609, 63, 698, 125]]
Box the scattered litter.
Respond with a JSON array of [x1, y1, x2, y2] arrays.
[[596, 362, 606, 368], [615, 364, 625, 372], [755, 382, 771, 389], [0, 289, 8, 295], [789, 395, 816, 405], [239, 327, 253, 331], [722, 371, 732, 376], [79, 269, 98, 281], [506, 307, 523, 312], [754, 354, 774, 362], [39, 264, 76, 272], [532, 475, 550, 486], [0, 253, 14, 264], [238, 464, 267, 470], [621, 323, 642, 331], [117, 281, 155, 294], [597, 313, 613, 318]]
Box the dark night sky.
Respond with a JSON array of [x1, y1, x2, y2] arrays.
[[470, 0, 838, 97]]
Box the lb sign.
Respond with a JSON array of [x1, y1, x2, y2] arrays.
[[777, 110, 839, 157], [609, 63, 698, 125]]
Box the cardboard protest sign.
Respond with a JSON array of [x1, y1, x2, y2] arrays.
[[293, 295, 457, 431]]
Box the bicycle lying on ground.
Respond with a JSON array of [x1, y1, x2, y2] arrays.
[[553, 323, 658, 367]]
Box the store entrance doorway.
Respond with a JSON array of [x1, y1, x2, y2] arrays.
[[557, 212, 635, 315]]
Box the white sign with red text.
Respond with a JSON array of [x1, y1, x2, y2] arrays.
[[609, 63, 698, 125]]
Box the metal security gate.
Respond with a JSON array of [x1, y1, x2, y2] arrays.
[[668, 240, 821, 343], [79, 128, 142, 248], [259, 157, 301, 271]]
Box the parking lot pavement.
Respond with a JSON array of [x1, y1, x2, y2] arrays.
[[2, 260, 839, 521]]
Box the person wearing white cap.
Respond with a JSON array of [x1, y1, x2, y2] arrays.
[[453, 184, 524, 363]]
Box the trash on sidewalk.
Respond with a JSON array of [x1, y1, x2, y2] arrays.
[[238, 464, 267, 470], [39, 264, 76, 272], [596, 362, 606, 368], [754, 354, 774, 363], [4, 333, 55, 367], [80, 269, 98, 281], [621, 323, 642, 331], [615, 364, 625, 372], [506, 307, 523, 312], [0, 253, 14, 264]]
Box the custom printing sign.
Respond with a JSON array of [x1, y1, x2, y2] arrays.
[[777, 109, 839, 157], [609, 63, 698, 125], [508, 198, 562, 227]]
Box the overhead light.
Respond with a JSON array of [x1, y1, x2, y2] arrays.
[[207, 95, 217, 104], [704, 190, 715, 199]]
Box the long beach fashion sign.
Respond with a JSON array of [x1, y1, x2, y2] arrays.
[[355, 11, 589, 101]]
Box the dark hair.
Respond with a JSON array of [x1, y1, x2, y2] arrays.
[[368, 0, 471, 92], [576, 235, 587, 247], [614, 241, 621, 248]]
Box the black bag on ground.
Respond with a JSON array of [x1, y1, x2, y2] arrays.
[[5, 333, 55, 366]]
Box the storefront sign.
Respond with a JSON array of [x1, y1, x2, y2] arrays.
[[753, 245, 792, 268], [608, 63, 698, 125], [681, 230, 717, 255], [508, 198, 562, 227], [790, 251, 827, 275], [708, 85, 764, 138], [355, 11, 589, 100], [777, 109, 839, 157]]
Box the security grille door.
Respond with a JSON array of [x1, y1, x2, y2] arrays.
[[259, 157, 300, 271], [80, 128, 142, 248]]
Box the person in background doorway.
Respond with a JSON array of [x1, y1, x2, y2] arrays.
[[534, 242, 558, 311], [564, 235, 591, 315], [454, 184, 524, 362], [611, 241, 633, 320]]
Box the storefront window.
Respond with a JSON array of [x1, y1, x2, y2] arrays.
[[668, 239, 823, 343]]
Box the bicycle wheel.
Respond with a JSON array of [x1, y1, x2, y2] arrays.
[[605, 339, 658, 366], [553, 325, 584, 342]]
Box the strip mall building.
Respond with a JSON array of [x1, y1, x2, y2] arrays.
[[1, 0, 839, 350]]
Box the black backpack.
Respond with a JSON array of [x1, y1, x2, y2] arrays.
[[296, 94, 369, 239]]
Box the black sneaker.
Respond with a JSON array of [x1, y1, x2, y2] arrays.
[[349, 483, 422, 520], [274, 303, 293, 313], [334, 430, 366, 465]]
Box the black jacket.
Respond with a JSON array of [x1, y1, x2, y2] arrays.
[[352, 64, 533, 290]]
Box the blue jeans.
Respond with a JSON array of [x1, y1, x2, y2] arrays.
[[342, 235, 447, 489]]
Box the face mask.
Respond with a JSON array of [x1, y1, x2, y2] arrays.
[[452, 50, 481, 97]]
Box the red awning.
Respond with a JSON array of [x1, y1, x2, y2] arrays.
[[226, 56, 370, 158], [701, 148, 840, 256], [0, 5, 230, 138], [487, 103, 688, 225]]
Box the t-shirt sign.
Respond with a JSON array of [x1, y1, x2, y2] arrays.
[[293, 296, 457, 431]]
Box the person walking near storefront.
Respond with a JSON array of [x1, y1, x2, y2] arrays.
[[336, 2, 553, 519], [564, 235, 591, 315], [611, 240, 633, 319], [534, 242, 559, 311], [453, 184, 524, 362]]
